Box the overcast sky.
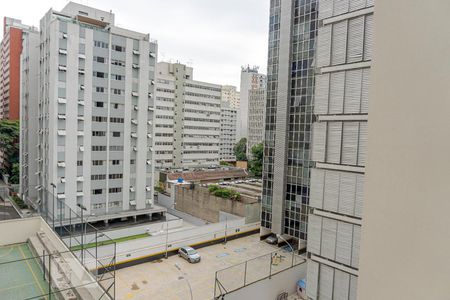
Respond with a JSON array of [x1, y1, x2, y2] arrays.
[[1, 0, 270, 88]]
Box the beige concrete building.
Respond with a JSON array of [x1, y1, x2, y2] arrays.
[[221, 85, 240, 109], [358, 1, 450, 299]]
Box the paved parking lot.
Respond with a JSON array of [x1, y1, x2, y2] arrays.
[[115, 234, 280, 300]]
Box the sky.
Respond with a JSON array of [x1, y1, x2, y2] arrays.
[[1, 0, 270, 88]]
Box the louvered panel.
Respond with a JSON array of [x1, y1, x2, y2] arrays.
[[357, 122, 368, 166], [306, 260, 319, 299], [349, 0, 366, 11], [366, 0, 375, 7], [317, 26, 332, 67], [319, 264, 334, 300], [344, 69, 362, 114], [310, 168, 325, 209], [326, 122, 342, 164], [351, 225, 361, 268], [324, 170, 340, 212], [347, 16, 365, 63], [355, 174, 365, 217], [307, 215, 323, 255], [329, 71, 345, 114], [321, 218, 337, 260], [333, 0, 349, 16], [361, 68, 371, 113], [334, 270, 351, 300], [331, 20, 348, 65], [314, 73, 330, 115], [342, 122, 359, 165], [364, 14, 374, 61], [349, 275, 358, 300], [319, 0, 334, 20], [312, 122, 327, 162], [338, 171, 357, 215], [336, 221, 353, 265]]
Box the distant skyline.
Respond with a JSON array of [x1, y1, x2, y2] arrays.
[[1, 0, 270, 88]]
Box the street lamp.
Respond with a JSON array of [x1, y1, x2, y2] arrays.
[[276, 234, 296, 267], [174, 263, 193, 300], [50, 183, 56, 229]]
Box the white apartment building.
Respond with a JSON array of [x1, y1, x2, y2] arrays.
[[247, 88, 266, 157], [220, 101, 237, 162], [35, 2, 159, 221], [19, 24, 40, 205], [221, 85, 240, 109], [155, 62, 221, 169], [307, 0, 374, 298], [237, 65, 266, 141]]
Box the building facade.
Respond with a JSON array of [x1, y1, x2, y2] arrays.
[[155, 62, 221, 169], [221, 85, 240, 109], [306, 0, 374, 298], [19, 25, 40, 205], [35, 2, 158, 220], [247, 88, 266, 157], [261, 0, 318, 247], [237, 65, 266, 141], [220, 101, 237, 162]]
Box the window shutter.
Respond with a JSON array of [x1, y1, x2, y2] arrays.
[[307, 260, 320, 299], [307, 215, 323, 255], [364, 14, 374, 61], [321, 218, 338, 260], [336, 221, 353, 265], [347, 16, 365, 63], [351, 225, 361, 268], [331, 20, 348, 65], [319, 264, 335, 300], [349, 275, 358, 300], [315, 73, 330, 115], [329, 71, 345, 114], [310, 168, 325, 209], [342, 122, 359, 165], [319, 0, 334, 19], [349, 0, 366, 11], [366, 0, 375, 7], [339, 171, 357, 216], [317, 26, 332, 67], [324, 170, 340, 212], [357, 122, 368, 166], [344, 69, 363, 114], [355, 174, 365, 217], [326, 122, 342, 164], [312, 122, 327, 162], [361, 68, 371, 113], [333, 0, 349, 16], [334, 269, 351, 300]]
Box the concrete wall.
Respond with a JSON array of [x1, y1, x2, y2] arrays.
[[0, 217, 41, 245], [223, 262, 306, 300], [174, 185, 260, 223], [358, 1, 450, 299]]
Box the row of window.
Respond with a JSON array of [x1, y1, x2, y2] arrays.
[[92, 116, 124, 123], [92, 145, 125, 151]]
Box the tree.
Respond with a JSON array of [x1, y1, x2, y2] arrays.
[[249, 143, 264, 178], [0, 120, 20, 182], [234, 138, 247, 161]]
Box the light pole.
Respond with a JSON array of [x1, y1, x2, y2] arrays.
[[174, 263, 193, 300], [276, 234, 295, 266], [77, 203, 87, 264], [50, 183, 56, 229], [164, 217, 169, 259]]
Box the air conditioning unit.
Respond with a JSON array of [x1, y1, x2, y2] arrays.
[[58, 49, 67, 55], [132, 49, 140, 55], [131, 91, 139, 97], [131, 119, 138, 125]]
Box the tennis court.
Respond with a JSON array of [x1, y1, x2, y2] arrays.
[[0, 243, 50, 300]]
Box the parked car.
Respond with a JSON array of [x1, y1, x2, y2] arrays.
[[178, 246, 201, 263], [265, 234, 278, 245]]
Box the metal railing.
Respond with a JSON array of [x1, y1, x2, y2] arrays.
[[214, 249, 306, 299]]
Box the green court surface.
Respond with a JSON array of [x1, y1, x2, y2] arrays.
[[0, 243, 49, 300]]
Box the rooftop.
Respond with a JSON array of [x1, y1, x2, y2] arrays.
[[165, 168, 248, 183]]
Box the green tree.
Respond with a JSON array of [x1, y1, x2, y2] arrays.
[[234, 138, 247, 161], [0, 120, 20, 182], [249, 143, 264, 178]]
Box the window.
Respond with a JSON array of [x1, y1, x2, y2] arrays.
[[94, 41, 108, 48], [93, 71, 107, 78], [111, 59, 125, 66], [112, 74, 124, 81], [109, 188, 122, 193], [130, 159, 135, 165], [112, 103, 119, 109], [92, 160, 104, 166], [92, 145, 107, 151], [112, 45, 125, 52], [109, 145, 124, 151], [77, 160, 83, 166], [111, 160, 120, 165], [92, 189, 103, 195], [112, 132, 121, 137], [95, 102, 104, 108], [110, 117, 124, 123], [91, 174, 106, 180], [95, 86, 105, 93], [109, 173, 123, 179], [92, 131, 106, 137], [108, 201, 120, 208], [92, 203, 105, 209], [111, 88, 124, 95], [92, 116, 107, 122], [93, 56, 105, 63]]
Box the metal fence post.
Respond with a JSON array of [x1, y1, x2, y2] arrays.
[[243, 261, 248, 286], [48, 254, 51, 300], [42, 250, 45, 280], [269, 253, 273, 279]]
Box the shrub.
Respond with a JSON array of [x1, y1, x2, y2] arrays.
[[11, 194, 27, 209], [208, 185, 240, 200]]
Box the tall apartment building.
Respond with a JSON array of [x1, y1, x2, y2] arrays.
[[220, 101, 237, 162], [19, 24, 40, 205], [247, 88, 266, 157], [221, 85, 240, 109], [237, 65, 266, 141], [306, 0, 374, 299], [261, 0, 318, 246], [154, 62, 221, 169], [35, 2, 158, 221]]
